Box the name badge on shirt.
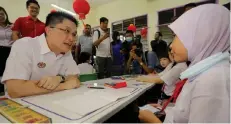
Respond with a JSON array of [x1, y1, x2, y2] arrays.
[[37, 62, 46, 68]]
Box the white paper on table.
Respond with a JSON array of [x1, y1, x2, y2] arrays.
[[139, 104, 161, 113], [53, 94, 112, 116], [53, 87, 136, 116]]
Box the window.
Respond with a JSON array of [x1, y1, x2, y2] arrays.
[[112, 15, 148, 34], [135, 15, 148, 29], [112, 15, 149, 51]]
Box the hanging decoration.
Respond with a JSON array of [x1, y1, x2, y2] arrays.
[[141, 27, 148, 38], [50, 9, 56, 13], [127, 24, 137, 32], [73, 0, 90, 20]]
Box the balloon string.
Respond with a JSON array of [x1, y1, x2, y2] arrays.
[[81, 19, 86, 28]]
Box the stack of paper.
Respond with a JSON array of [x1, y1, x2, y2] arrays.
[[22, 87, 137, 119], [53, 87, 135, 116]]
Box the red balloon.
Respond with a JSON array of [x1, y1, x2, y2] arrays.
[[127, 24, 136, 32], [73, 0, 90, 20], [50, 9, 56, 13], [141, 27, 148, 37]]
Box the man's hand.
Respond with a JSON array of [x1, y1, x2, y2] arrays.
[[37, 76, 61, 90], [132, 53, 142, 62], [136, 76, 148, 82], [129, 50, 135, 57], [63, 79, 81, 90], [101, 33, 109, 40], [139, 110, 161, 123]]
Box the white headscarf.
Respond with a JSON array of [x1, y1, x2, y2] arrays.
[[169, 4, 230, 66]]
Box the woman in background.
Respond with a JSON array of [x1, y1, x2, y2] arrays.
[[111, 31, 124, 76], [139, 4, 230, 123], [0, 7, 13, 76]]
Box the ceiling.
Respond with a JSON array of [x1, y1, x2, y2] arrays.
[[38, 0, 117, 9]]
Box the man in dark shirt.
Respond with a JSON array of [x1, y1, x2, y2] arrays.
[[121, 30, 134, 62], [150, 32, 168, 58]]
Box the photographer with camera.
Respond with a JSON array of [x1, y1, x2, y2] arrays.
[[93, 17, 112, 79], [126, 42, 143, 74]]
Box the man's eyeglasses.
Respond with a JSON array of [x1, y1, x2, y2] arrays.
[[50, 27, 77, 37]]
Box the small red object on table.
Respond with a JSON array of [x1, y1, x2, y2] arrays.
[[104, 82, 127, 89]]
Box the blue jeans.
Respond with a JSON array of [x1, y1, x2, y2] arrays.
[[147, 51, 159, 70]]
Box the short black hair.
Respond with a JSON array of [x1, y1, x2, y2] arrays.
[[85, 24, 91, 28], [100, 17, 108, 23], [168, 42, 172, 52], [45, 11, 78, 27], [159, 54, 170, 60], [79, 52, 91, 64], [26, 0, 40, 8], [126, 30, 134, 35], [184, 3, 197, 10], [112, 31, 120, 41], [156, 32, 163, 37]]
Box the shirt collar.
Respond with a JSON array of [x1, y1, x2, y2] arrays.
[[27, 16, 40, 22], [39, 34, 51, 55], [99, 27, 104, 33], [38, 34, 69, 57], [0, 24, 12, 29]]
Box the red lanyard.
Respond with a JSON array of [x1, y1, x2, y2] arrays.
[[160, 79, 188, 112]]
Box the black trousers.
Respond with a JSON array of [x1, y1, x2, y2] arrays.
[[0, 46, 11, 76], [96, 57, 112, 79], [0, 46, 11, 95]]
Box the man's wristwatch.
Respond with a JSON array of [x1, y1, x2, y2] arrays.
[[140, 62, 144, 66], [58, 75, 65, 83]]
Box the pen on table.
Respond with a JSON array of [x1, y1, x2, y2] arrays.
[[88, 86, 105, 89], [133, 84, 146, 86]]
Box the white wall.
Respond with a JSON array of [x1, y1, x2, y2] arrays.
[[85, 0, 229, 50], [0, 0, 229, 44]]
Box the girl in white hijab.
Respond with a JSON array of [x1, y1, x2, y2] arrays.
[[139, 4, 230, 123]]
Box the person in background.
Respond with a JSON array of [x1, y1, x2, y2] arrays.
[[148, 32, 167, 73], [75, 24, 93, 63], [158, 55, 171, 71], [111, 31, 124, 76], [2, 12, 81, 98], [150, 32, 168, 59], [127, 42, 143, 74], [136, 49, 187, 86], [120, 30, 134, 73], [137, 41, 188, 104], [134, 35, 143, 50], [130, 50, 159, 74], [12, 0, 45, 41], [0, 6, 12, 95], [184, 3, 197, 12], [93, 17, 111, 79], [77, 52, 94, 74], [139, 4, 229, 123], [0, 7, 13, 77]]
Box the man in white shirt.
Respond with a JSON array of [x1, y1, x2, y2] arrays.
[[93, 17, 112, 79], [75, 24, 93, 64], [1, 12, 81, 98]]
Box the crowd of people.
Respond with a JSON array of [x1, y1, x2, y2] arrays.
[[0, 0, 229, 123]]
